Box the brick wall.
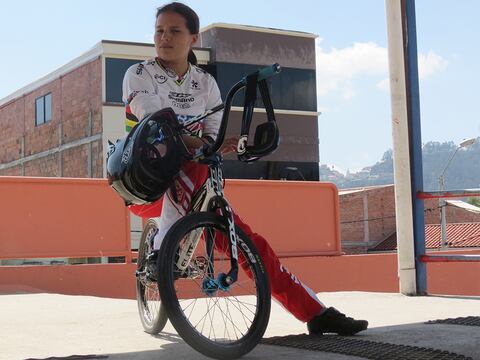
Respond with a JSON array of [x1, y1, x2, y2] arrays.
[[0, 58, 103, 178], [339, 185, 480, 254], [0, 97, 25, 164], [340, 185, 396, 254], [424, 198, 480, 224], [24, 154, 60, 177], [1, 165, 23, 176]]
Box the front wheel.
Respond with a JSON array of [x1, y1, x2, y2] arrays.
[[136, 219, 168, 334], [158, 212, 271, 360]]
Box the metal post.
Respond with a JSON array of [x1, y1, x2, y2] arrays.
[[385, 0, 426, 295], [404, 0, 427, 295], [439, 175, 447, 248]]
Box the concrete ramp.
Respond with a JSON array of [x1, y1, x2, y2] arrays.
[[1, 292, 479, 360]]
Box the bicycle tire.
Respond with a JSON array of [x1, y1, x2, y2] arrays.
[[158, 212, 271, 359], [136, 219, 168, 334]]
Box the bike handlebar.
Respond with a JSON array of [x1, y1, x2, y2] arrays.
[[190, 63, 281, 159]]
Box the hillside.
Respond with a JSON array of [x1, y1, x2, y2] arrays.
[[320, 139, 480, 190]]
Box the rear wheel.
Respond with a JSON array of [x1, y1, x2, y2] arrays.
[[136, 219, 168, 334], [158, 212, 271, 359]]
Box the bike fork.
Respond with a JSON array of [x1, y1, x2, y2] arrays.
[[205, 162, 239, 289], [174, 157, 240, 294]]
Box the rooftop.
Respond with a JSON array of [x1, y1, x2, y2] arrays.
[[372, 222, 480, 251], [201, 22, 318, 38]]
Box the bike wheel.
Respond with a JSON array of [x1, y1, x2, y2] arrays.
[[136, 219, 168, 334], [158, 212, 271, 360]]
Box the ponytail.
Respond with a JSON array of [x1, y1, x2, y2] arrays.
[[187, 50, 198, 66]]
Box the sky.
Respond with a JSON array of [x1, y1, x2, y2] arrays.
[[1, 0, 479, 173]]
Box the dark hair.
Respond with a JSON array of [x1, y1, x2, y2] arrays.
[[156, 2, 199, 65]]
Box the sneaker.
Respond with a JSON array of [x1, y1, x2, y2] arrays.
[[307, 307, 368, 336], [145, 250, 159, 281]]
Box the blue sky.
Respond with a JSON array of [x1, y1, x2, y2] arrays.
[[1, 1, 479, 173]]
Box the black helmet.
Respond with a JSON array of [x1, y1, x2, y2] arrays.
[[106, 108, 188, 205]]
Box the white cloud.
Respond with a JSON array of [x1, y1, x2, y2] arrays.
[[376, 78, 390, 92], [418, 51, 448, 79], [316, 39, 388, 98], [316, 39, 448, 98]]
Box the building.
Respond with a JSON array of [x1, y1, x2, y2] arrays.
[[0, 23, 320, 181], [339, 184, 480, 254]]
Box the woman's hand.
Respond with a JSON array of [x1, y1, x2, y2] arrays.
[[181, 134, 239, 155], [181, 135, 206, 149], [220, 136, 240, 155]]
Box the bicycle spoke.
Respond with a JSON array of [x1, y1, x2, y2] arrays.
[[225, 296, 255, 323], [180, 297, 198, 316], [224, 297, 239, 340], [196, 296, 213, 333], [211, 297, 219, 340], [219, 297, 232, 340], [209, 295, 246, 338]]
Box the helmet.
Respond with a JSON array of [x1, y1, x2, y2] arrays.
[[106, 108, 188, 205]]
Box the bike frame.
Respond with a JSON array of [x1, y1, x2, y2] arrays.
[[174, 154, 239, 287], [171, 63, 280, 290]]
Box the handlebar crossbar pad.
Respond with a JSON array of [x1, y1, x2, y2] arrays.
[[257, 63, 281, 81], [238, 76, 280, 162]]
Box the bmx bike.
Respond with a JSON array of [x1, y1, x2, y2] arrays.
[[136, 63, 281, 359]]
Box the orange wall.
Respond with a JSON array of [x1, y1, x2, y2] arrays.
[[225, 180, 341, 256], [0, 176, 131, 260], [1, 251, 478, 298], [0, 177, 341, 260], [0, 176, 479, 298]]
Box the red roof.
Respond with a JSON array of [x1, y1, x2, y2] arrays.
[[371, 223, 480, 251]]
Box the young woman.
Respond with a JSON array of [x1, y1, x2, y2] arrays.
[[122, 2, 367, 335]]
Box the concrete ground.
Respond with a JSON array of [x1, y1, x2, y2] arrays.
[[1, 291, 479, 360]]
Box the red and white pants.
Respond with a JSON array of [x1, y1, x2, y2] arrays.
[[129, 161, 324, 322]]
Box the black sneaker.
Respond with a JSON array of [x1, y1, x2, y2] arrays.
[[146, 250, 159, 281], [307, 307, 368, 335]]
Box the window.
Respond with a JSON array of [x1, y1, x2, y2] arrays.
[[215, 63, 317, 112], [35, 93, 52, 126], [105, 58, 144, 103]]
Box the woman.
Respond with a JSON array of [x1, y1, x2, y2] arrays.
[[122, 2, 368, 335]]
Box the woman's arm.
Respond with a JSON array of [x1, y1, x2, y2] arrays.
[[122, 63, 161, 126], [182, 134, 239, 155], [202, 76, 223, 141]]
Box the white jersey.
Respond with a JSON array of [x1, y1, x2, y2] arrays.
[[122, 58, 222, 139]]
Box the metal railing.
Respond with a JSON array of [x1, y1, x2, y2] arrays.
[[417, 189, 480, 263]]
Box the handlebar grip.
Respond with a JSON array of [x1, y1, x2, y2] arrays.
[[257, 63, 281, 81]]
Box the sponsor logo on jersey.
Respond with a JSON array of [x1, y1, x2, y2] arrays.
[[136, 64, 144, 75], [191, 80, 200, 90], [164, 67, 177, 78], [168, 92, 195, 109], [127, 90, 149, 104], [154, 74, 167, 84]]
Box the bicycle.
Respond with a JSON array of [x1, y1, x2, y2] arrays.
[[135, 63, 281, 359]]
